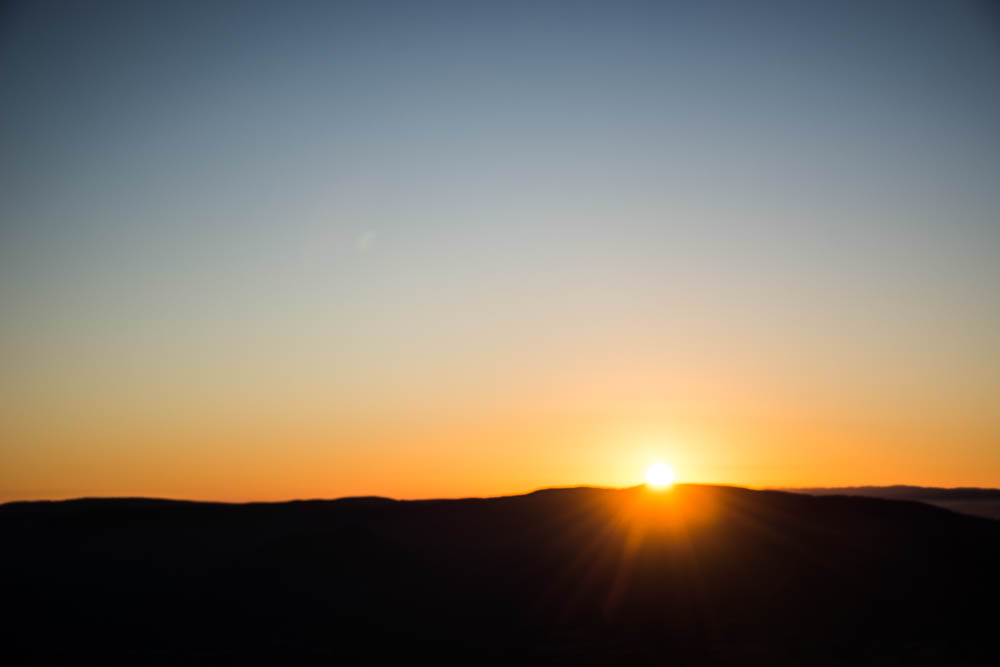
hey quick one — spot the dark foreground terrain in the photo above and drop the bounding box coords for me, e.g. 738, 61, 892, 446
3, 485, 998, 666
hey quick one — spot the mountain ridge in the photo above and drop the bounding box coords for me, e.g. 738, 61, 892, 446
780, 484, 1000, 519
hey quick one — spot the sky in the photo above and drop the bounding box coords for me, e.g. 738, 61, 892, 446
2, 0, 999, 501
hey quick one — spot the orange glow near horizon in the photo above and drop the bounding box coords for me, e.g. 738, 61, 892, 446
2, 310, 999, 504
3, 399, 999, 503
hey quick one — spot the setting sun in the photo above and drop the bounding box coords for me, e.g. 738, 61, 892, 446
645, 462, 676, 488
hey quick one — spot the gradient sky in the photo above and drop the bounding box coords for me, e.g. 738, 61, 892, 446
2, 0, 999, 501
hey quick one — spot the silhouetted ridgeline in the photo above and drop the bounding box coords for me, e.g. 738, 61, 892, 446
783, 485, 1000, 520
2, 485, 998, 666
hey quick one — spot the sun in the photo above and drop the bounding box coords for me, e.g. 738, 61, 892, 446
645, 462, 676, 489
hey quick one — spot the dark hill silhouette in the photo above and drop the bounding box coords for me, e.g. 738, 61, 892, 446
2, 484, 998, 666
783, 485, 1000, 520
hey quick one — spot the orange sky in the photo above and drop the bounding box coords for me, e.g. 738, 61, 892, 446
4, 345, 998, 501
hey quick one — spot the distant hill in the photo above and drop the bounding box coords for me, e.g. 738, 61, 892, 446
782, 485, 1000, 520
2, 484, 998, 666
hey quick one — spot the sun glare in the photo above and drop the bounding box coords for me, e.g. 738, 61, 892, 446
645, 462, 675, 489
